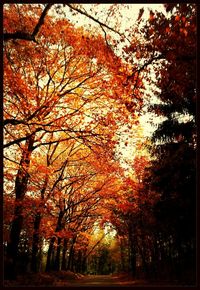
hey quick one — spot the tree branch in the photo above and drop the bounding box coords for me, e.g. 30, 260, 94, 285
3, 32, 37, 42
3, 128, 42, 149
3, 4, 53, 42
85, 232, 109, 259
66, 4, 127, 40
4, 118, 27, 126
32, 4, 53, 37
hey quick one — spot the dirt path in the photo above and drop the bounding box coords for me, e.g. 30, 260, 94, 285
4, 273, 149, 287
54, 274, 148, 287
68, 275, 123, 287
4, 272, 190, 287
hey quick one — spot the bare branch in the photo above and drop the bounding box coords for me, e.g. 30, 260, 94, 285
3, 4, 53, 42
66, 4, 126, 40
3, 32, 37, 42
4, 119, 27, 126
3, 128, 42, 149
32, 4, 53, 37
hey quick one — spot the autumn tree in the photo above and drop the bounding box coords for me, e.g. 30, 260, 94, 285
114, 3, 196, 282
3, 4, 126, 45
3, 4, 141, 279
43, 143, 118, 272
96, 142, 158, 278
135, 3, 196, 283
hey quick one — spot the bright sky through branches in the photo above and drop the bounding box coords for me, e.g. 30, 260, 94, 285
49, 3, 168, 170
53, 4, 167, 138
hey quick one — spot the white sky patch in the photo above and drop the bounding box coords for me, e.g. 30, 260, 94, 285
104, 222, 117, 239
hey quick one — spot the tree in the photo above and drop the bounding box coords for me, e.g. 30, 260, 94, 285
4, 4, 141, 278
139, 3, 197, 283
99, 148, 159, 278
3, 4, 53, 42
3, 4, 124, 44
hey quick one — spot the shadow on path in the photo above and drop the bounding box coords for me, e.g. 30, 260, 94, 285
54, 274, 148, 287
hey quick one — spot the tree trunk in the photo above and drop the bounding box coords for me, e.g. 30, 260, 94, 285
46, 236, 56, 272
76, 250, 82, 273
128, 224, 137, 278
61, 238, 68, 270
6, 135, 35, 279
67, 237, 76, 271
120, 237, 126, 272
31, 213, 42, 272
55, 237, 62, 271
130, 241, 136, 277
45, 210, 64, 271
53, 210, 64, 270
70, 249, 75, 272
137, 239, 149, 279
31, 176, 48, 272
81, 249, 88, 273
151, 236, 159, 279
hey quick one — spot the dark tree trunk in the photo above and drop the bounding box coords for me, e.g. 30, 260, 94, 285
76, 250, 82, 273
5, 205, 23, 279
46, 237, 56, 272
45, 210, 64, 271
31, 213, 42, 272
53, 211, 64, 270
31, 176, 48, 273
70, 249, 75, 272
130, 241, 136, 277
151, 236, 159, 279
52, 245, 56, 269
120, 237, 126, 272
81, 257, 87, 274
137, 240, 149, 279
128, 224, 137, 278
55, 237, 62, 271
61, 238, 68, 270
5, 135, 35, 280
67, 238, 76, 271
81, 249, 88, 273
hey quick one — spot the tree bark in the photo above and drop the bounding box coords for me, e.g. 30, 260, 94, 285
45, 210, 64, 271
120, 237, 126, 272
61, 238, 68, 270
31, 213, 42, 272
128, 224, 137, 278
4, 4, 53, 42
67, 237, 76, 271
55, 237, 62, 271
6, 134, 35, 279
45, 236, 56, 272
130, 241, 137, 277
31, 176, 48, 272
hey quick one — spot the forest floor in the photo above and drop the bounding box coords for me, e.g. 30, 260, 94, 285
3, 271, 193, 287
3, 271, 148, 287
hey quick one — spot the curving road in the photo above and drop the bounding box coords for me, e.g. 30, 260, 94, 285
74, 275, 123, 287
56, 275, 147, 287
